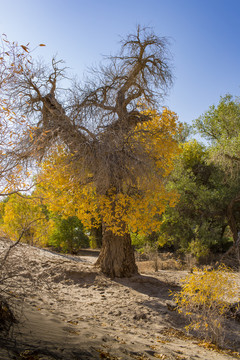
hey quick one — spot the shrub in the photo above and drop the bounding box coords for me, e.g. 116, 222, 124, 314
131, 231, 160, 253
48, 216, 89, 253
188, 238, 209, 260
131, 232, 148, 252
172, 264, 239, 346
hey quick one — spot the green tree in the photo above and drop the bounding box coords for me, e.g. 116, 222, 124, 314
159, 140, 234, 258
194, 94, 240, 147
194, 95, 240, 243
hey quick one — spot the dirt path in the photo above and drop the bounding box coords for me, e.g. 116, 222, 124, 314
0, 238, 239, 359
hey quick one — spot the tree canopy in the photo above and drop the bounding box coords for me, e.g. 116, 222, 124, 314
194, 94, 240, 171
37, 107, 181, 235
159, 140, 234, 257
194, 95, 240, 244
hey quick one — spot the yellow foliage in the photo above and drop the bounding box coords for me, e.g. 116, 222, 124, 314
172, 265, 239, 345
181, 139, 206, 168
134, 107, 182, 177
2, 195, 52, 245
37, 107, 181, 235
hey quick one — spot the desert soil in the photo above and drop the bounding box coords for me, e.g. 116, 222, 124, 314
0, 237, 239, 360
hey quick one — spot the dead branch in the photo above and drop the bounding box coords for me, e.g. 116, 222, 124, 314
0, 217, 47, 268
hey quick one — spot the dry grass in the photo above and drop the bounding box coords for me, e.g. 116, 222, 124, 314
137, 257, 182, 273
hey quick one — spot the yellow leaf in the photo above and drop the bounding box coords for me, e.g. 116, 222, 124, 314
20, 45, 29, 52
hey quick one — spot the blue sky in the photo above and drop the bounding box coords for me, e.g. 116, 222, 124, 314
1, 0, 240, 127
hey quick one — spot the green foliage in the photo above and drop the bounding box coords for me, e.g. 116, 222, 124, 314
172, 265, 238, 346
195, 94, 240, 144
48, 216, 89, 253
194, 94, 240, 171
194, 95, 240, 244
131, 231, 159, 253
159, 140, 233, 257
131, 233, 148, 252
174, 122, 192, 143
188, 236, 209, 259
0, 194, 89, 253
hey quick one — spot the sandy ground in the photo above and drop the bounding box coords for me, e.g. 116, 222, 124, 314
0, 238, 240, 360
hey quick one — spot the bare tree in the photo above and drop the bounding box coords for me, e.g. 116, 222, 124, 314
0, 36, 40, 196
2, 26, 175, 277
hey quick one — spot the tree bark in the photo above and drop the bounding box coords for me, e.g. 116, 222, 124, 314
95, 225, 138, 278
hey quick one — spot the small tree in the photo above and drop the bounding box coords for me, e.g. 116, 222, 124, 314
49, 215, 89, 253
173, 265, 239, 346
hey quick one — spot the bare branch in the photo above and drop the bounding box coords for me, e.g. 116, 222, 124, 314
0, 217, 45, 268
1, 26, 174, 195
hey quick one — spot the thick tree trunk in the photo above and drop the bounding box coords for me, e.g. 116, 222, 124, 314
95, 225, 138, 278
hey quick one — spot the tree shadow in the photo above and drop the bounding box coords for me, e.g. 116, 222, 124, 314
115, 273, 181, 300
114, 273, 187, 330
114, 273, 240, 351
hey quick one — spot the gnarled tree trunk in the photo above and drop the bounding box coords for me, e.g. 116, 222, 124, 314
95, 224, 138, 278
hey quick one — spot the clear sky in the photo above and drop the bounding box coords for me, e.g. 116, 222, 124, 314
0, 0, 240, 126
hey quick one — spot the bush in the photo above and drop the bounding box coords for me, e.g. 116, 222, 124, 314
172, 264, 239, 346
131, 231, 160, 253
49, 216, 89, 253
131, 232, 148, 252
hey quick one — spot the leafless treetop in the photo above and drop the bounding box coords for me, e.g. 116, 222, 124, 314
2, 26, 174, 194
